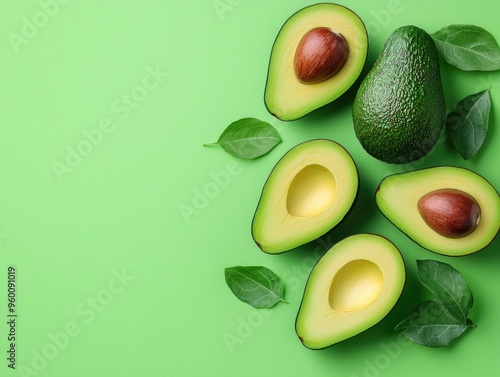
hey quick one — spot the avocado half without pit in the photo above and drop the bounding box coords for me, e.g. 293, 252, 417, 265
251, 139, 359, 254
376, 166, 500, 256
264, 3, 368, 121
296, 234, 406, 349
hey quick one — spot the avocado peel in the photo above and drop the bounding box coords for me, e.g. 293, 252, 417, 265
353, 25, 446, 164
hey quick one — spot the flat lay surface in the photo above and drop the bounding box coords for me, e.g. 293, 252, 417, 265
1, 1, 499, 376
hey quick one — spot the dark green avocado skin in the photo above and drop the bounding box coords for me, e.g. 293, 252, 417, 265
352, 25, 446, 164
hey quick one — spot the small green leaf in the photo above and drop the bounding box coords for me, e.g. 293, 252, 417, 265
395, 300, 473, 347
432, 24, 500, 71
417, 260, 473, 323
224, 266, 286, 309
204, 118, 282, 159
446, 88, 491, 160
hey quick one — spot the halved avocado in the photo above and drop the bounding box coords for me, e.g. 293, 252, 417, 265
264, 3, 368, 121
251, 139, 358, 254
376, 166, 500, 256
295, 234, 406, 349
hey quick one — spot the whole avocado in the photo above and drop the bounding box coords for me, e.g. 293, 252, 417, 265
352, 25, 446, 164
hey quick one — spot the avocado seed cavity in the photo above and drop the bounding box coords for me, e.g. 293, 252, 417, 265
418, 189, 481, 238
294, 27, 349, 84
329, 260, 383, 313
286, 164, 336, 217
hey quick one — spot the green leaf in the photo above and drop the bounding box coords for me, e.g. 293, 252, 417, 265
204, 118, 282, 159
417, 260, 473, 323
432, 24, 500, 71
396, 260, 475, 347
395, 300, 473, 347
224, 266, 286, 309
446, 88, 491, 160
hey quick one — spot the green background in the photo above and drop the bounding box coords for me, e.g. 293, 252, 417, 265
1, 0, 499, 376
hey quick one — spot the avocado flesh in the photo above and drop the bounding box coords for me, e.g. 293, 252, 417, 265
265, 3, 368, 121
296, 234, 406, 349
352, 25, 446, 164
376, 166, 500, 256
252, 139, 358, 254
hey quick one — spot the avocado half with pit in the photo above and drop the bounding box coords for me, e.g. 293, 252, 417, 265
296, 234, 406, 349
252, 139, 358, 254
264, 3, 368, 121
376, 166, 500, 256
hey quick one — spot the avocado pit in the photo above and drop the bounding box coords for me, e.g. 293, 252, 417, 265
294, 27, 349, 84
418, 189, 481, 238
